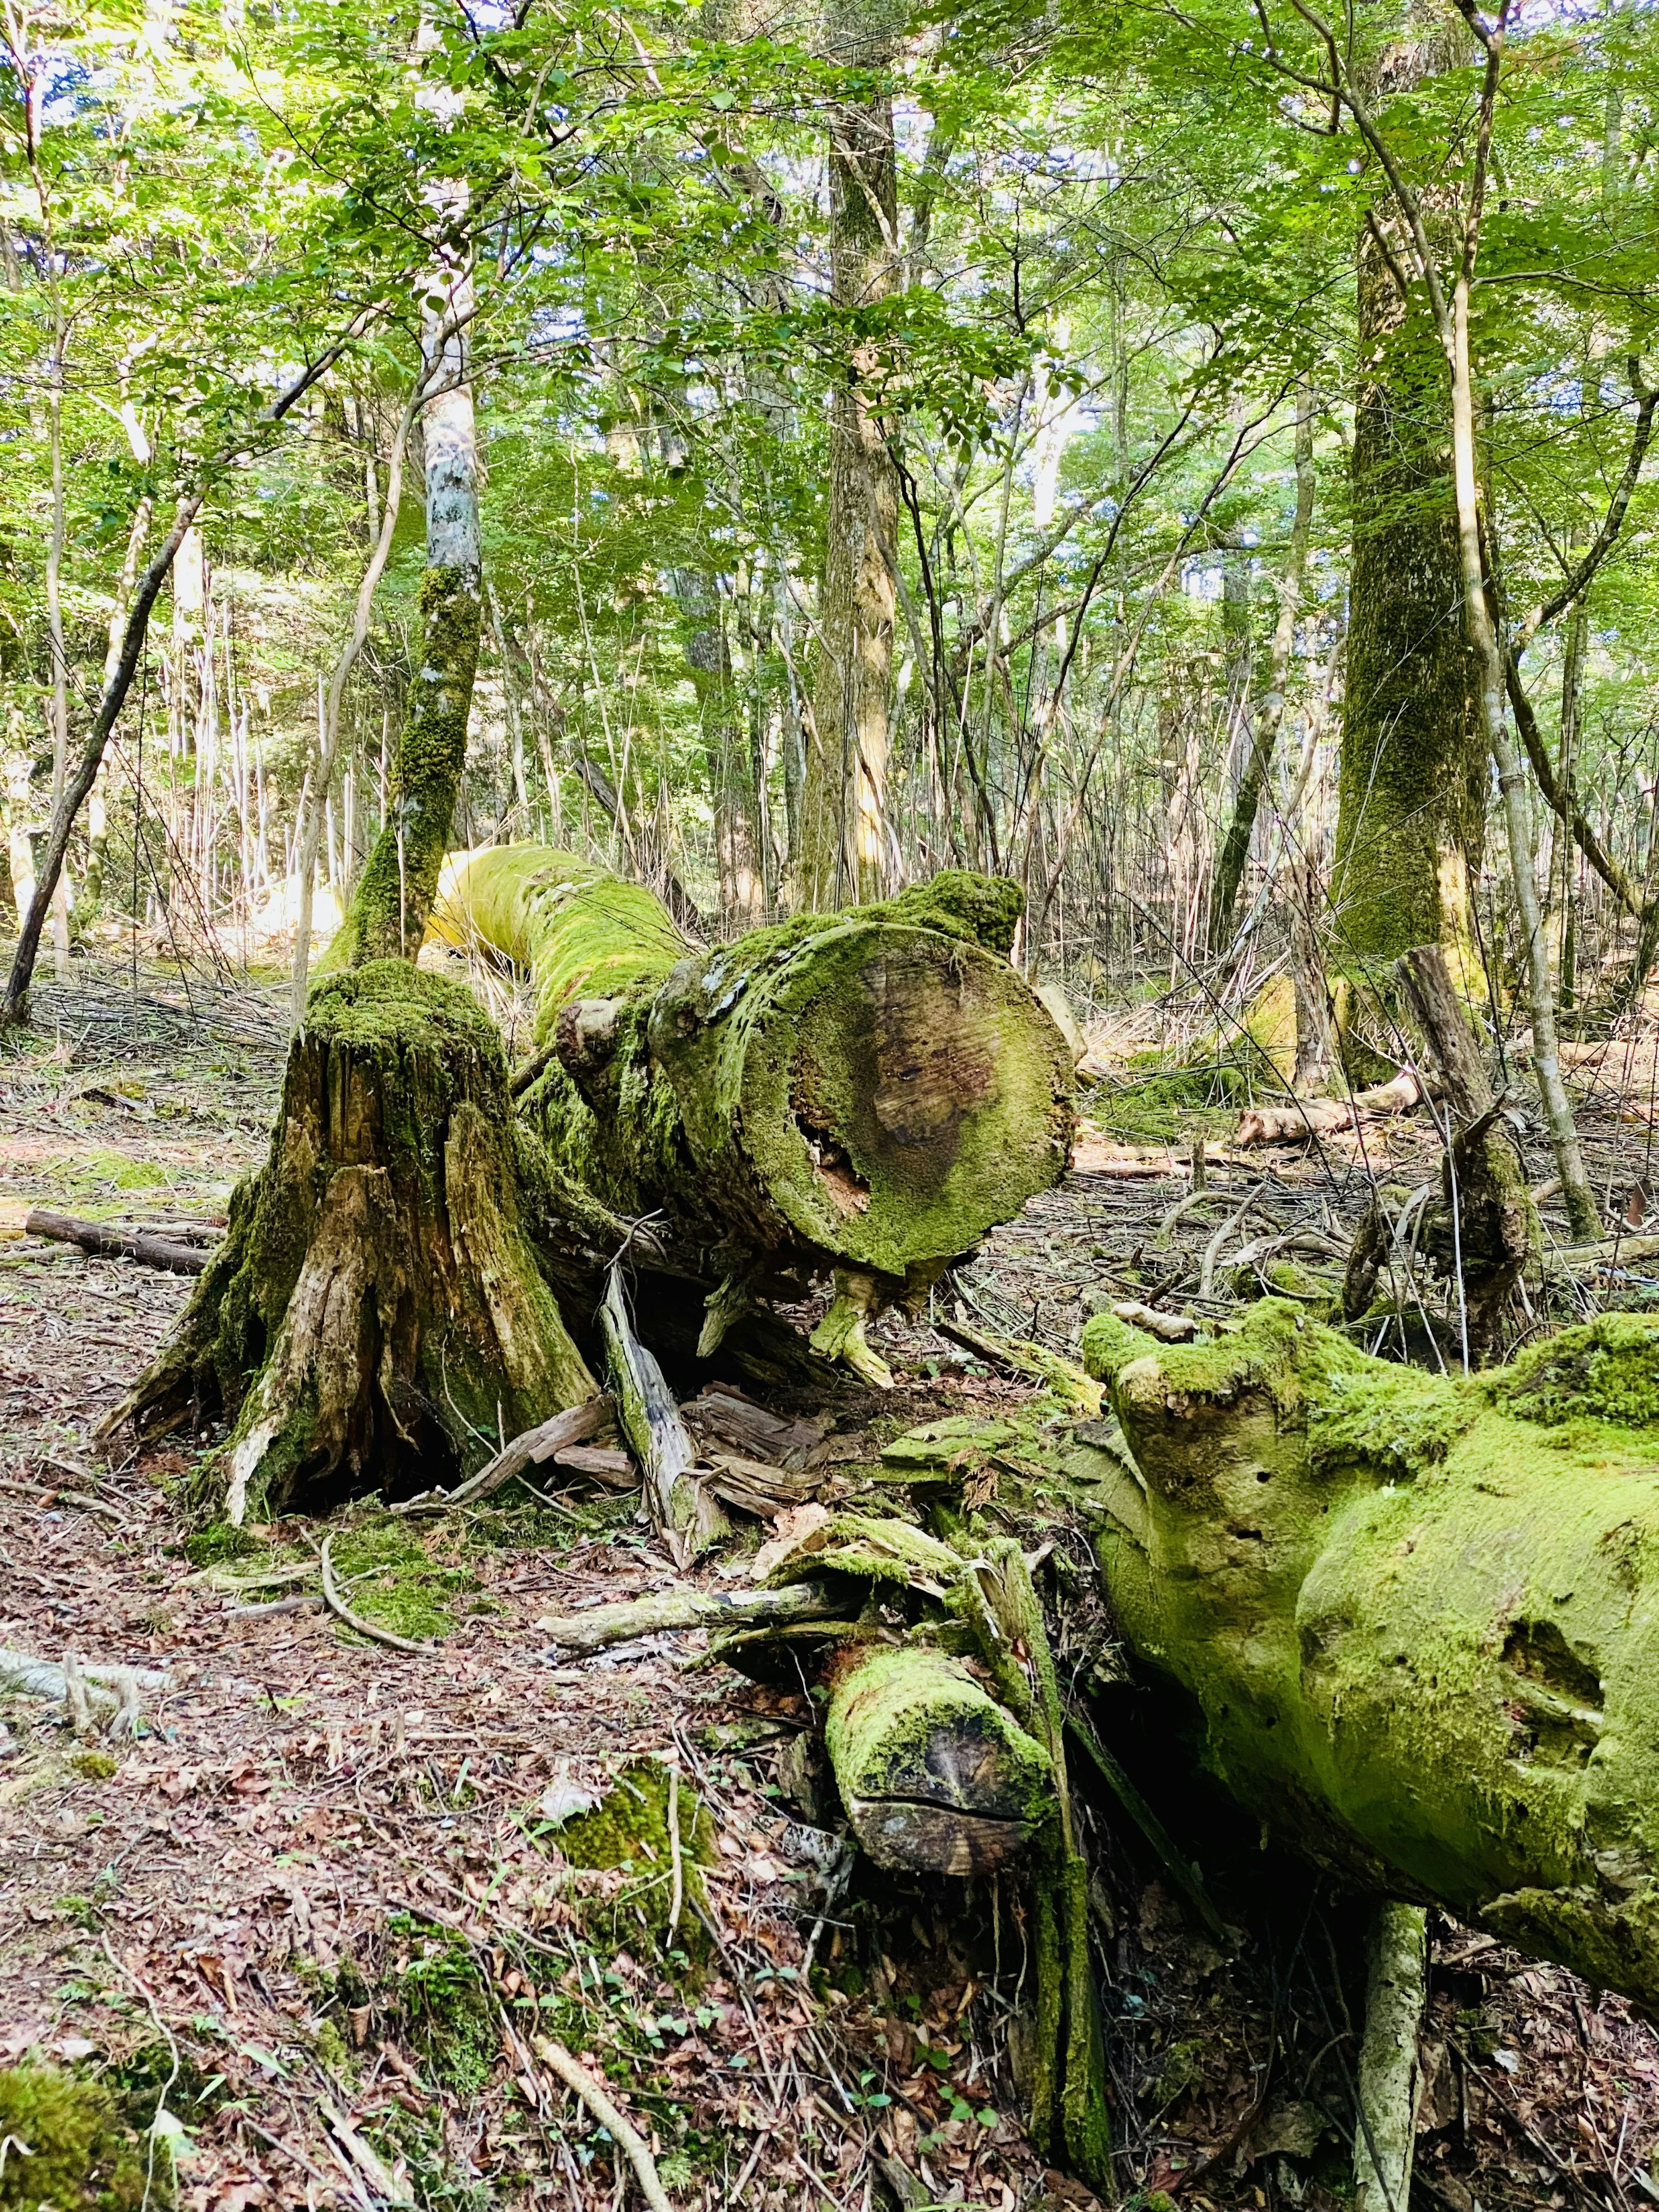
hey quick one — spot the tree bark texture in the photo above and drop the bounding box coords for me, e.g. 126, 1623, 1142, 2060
1082, 1297, 1659, 2012
111, 962, 596, 1522
429, 844, 1075, 1299
1331, 37, 1482, 963
799, 0, 901, 909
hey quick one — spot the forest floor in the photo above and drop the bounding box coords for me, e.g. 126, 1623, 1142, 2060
3, 952, 1659, 2212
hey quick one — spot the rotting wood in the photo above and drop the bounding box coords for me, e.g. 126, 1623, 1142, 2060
25, 1207, 213, 1275
1353, 1901, 1428, 2212
397, 1396, 614, 1513
1234, 1068, 1425, 1147
430, 847, 1076, 1349
1084, 1297, 1659, 2012
936, 1309, 1103, 1413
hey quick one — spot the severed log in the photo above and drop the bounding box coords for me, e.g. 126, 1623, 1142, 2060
1082, 1297, 1659, 2012
823, 1642, 1052, 1875
534, 1576, 844, 1656
24, 1208, 213, 1275
429, 846, 1076, 1345
1234, 1067, 1425, 1147
397, 1396, 614, 1513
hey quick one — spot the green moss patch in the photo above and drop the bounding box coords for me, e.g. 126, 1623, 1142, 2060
1490, 1312, 1659, 1435
388, 1919, 497, 2094
550, 1762, 716, 1943
0, 2062, 146, 2210
326, 1516, 477, 1643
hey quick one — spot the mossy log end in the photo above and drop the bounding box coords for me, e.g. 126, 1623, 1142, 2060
111, 963, 596, 1521
1082, 1298, 1659, 2011
823, 1641, 1054, 1875
430, 845, 1075, 1305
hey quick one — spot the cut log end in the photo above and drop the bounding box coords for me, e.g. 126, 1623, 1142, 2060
823, 1643, 1053, 1875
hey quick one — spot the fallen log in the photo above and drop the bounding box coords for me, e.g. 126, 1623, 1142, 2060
1234, 1067, 1425, 1147
534, 1576, 844, 1656
431, 845, 1075, 1365
1082, 1297, 1659, 2012
24, 1208, 212, 1275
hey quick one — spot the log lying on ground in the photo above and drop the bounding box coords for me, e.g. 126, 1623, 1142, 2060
1234, 1067, 1424, 1147
430, 846, 1075, 1365
106, 964, 598, 1522
1082, 1297, 1659, 2010
24, 1209, 214, 1275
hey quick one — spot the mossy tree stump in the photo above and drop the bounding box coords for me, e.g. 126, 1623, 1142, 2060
115, 963, 595, 1521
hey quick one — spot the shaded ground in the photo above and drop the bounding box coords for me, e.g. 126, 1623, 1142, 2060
2, 954, 1657, 2212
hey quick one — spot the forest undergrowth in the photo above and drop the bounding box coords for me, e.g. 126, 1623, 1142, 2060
4, 953, 1659, 2212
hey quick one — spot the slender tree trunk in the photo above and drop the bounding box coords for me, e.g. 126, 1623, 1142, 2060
44, 341, 70, 978
340, 226, 481, 967
799, 0, 900, 909
83, 394, 154, 912
1208, 394, 1316, 950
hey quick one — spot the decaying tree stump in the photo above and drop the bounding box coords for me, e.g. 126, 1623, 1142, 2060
431, 844, 1076, 1381
1082, 1297, 1659, 2011
109, 963, 597, 1521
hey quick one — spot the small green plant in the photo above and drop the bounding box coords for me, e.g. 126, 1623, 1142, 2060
69, 1750, 117, 1782
388, 1920, 496, 2095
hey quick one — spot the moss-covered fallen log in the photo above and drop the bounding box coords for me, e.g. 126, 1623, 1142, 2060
1082, 1298, 1659, 2010
430, 845, 1075, 1373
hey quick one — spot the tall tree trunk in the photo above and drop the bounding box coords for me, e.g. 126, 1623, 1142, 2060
672, 571, 763, 925
798, 0, 900, 909
1331, 32, 1483, 964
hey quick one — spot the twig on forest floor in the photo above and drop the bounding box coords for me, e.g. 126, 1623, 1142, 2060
530, 2037, 680, 2212
319, 1534, 438, 1655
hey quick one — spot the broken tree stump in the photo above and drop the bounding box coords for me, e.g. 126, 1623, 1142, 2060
107, 963, 598, 1521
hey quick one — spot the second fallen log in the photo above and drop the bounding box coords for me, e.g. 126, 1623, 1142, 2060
430, 847, 1076, 1342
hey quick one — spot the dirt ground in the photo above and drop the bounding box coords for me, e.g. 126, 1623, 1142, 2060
3, 953, 1659, 2212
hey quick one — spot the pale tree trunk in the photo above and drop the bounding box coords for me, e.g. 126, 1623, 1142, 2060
339, 165, 482, 967
82, 391, 153, 911
672, 571, 762, 925
44, 334, 70, 978
799, 0, 900, 909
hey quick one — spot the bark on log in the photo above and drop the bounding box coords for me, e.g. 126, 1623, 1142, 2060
25, 1209, 211, 1275
429, 846, 1075, 1310
108, 963, 597, 1522
1082, 1297, 1659, 2011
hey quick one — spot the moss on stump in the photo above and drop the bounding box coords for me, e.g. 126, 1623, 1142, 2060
113, 963, 594, 1521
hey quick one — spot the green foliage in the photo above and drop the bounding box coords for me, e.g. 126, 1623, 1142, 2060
388, 1923, 497, 2096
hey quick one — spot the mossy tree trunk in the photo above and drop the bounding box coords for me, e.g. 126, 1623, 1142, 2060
1330, 28, 1483, 966
1082, 1297, 1659, 2014
112, 964, 596, 1522
431, 844, 1076, 1374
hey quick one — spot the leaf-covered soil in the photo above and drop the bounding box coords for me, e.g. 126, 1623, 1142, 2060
3, 957, 1658, 2212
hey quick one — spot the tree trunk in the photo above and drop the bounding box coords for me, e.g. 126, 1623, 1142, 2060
1208, 395, 1315, 951
1331, 35, 1483, 964
798, 0, 900, 909
429, 845, 1076, 1324
1083, 1297, 1659, 2015
109, 962, 596, 1523
337, 225, 482, 969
